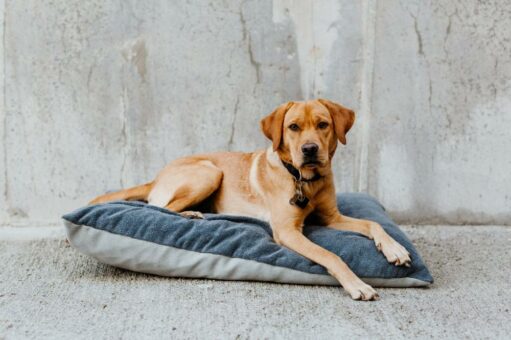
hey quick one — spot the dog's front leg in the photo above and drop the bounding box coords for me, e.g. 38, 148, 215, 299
271, 211, 379, 301
317, 203, 411, 267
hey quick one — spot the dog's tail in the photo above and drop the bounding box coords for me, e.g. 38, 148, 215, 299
89, 182, 153, 205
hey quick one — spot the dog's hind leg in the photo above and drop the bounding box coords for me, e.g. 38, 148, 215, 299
147, 159, 223, 215
89, 182, 153, 205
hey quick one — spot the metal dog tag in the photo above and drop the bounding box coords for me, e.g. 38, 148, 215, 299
289, 194, 309, 209
289, 169, 309, 208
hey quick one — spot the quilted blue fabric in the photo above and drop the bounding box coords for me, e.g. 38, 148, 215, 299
63, 193, 433, 283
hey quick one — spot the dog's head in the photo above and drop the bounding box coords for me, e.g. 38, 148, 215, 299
260, 99, 355, 175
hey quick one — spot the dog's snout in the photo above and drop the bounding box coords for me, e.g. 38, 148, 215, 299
301, 143, 319, 156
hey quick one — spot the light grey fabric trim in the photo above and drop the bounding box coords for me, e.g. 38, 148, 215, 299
64, 221, 430, 288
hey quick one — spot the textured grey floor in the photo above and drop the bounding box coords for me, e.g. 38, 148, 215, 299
1, 225, 510, 339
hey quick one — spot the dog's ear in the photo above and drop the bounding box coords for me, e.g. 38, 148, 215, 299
318, 99, 355, 145
260, 101, 294, 151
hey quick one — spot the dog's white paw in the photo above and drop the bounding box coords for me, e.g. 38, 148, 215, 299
375, 236, 411, 267
344, 280, 379, 301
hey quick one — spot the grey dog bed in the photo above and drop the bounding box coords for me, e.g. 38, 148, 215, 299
62, 193, 433, 287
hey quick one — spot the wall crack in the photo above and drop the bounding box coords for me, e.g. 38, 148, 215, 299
412, 14, 424, 56
239, 4, 261, 86
227, 96, 240, 151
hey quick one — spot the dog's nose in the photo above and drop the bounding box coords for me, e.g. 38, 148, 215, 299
301, 143, 319, 156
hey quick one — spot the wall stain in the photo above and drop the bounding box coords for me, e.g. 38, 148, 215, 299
122, 37, 148, 83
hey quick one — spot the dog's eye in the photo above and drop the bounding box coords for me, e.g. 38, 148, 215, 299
288, 123, 300, 131
318, 122, 329, 129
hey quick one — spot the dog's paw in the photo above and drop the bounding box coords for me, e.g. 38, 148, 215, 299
180, 211, 204, 219
375, 236, 411, 267
344, 281, 379, 301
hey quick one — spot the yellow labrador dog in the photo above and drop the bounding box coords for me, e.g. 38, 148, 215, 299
90, 99, 411, 301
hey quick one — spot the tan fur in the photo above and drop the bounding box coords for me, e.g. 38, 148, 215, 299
90, 99, 411, 301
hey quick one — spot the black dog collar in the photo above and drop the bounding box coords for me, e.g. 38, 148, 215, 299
281, 161, 322, 182
281, 160, 322, 209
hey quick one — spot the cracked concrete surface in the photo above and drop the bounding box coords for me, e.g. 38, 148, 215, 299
1, 1, 510, 224
2, 2, 509, 336
368, 0, 511, 225
1, 225, 510, 339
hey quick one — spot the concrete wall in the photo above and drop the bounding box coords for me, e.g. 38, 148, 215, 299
1, 0, 510, 226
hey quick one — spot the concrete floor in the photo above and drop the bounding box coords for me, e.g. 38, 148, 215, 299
0, 225, 510, 339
